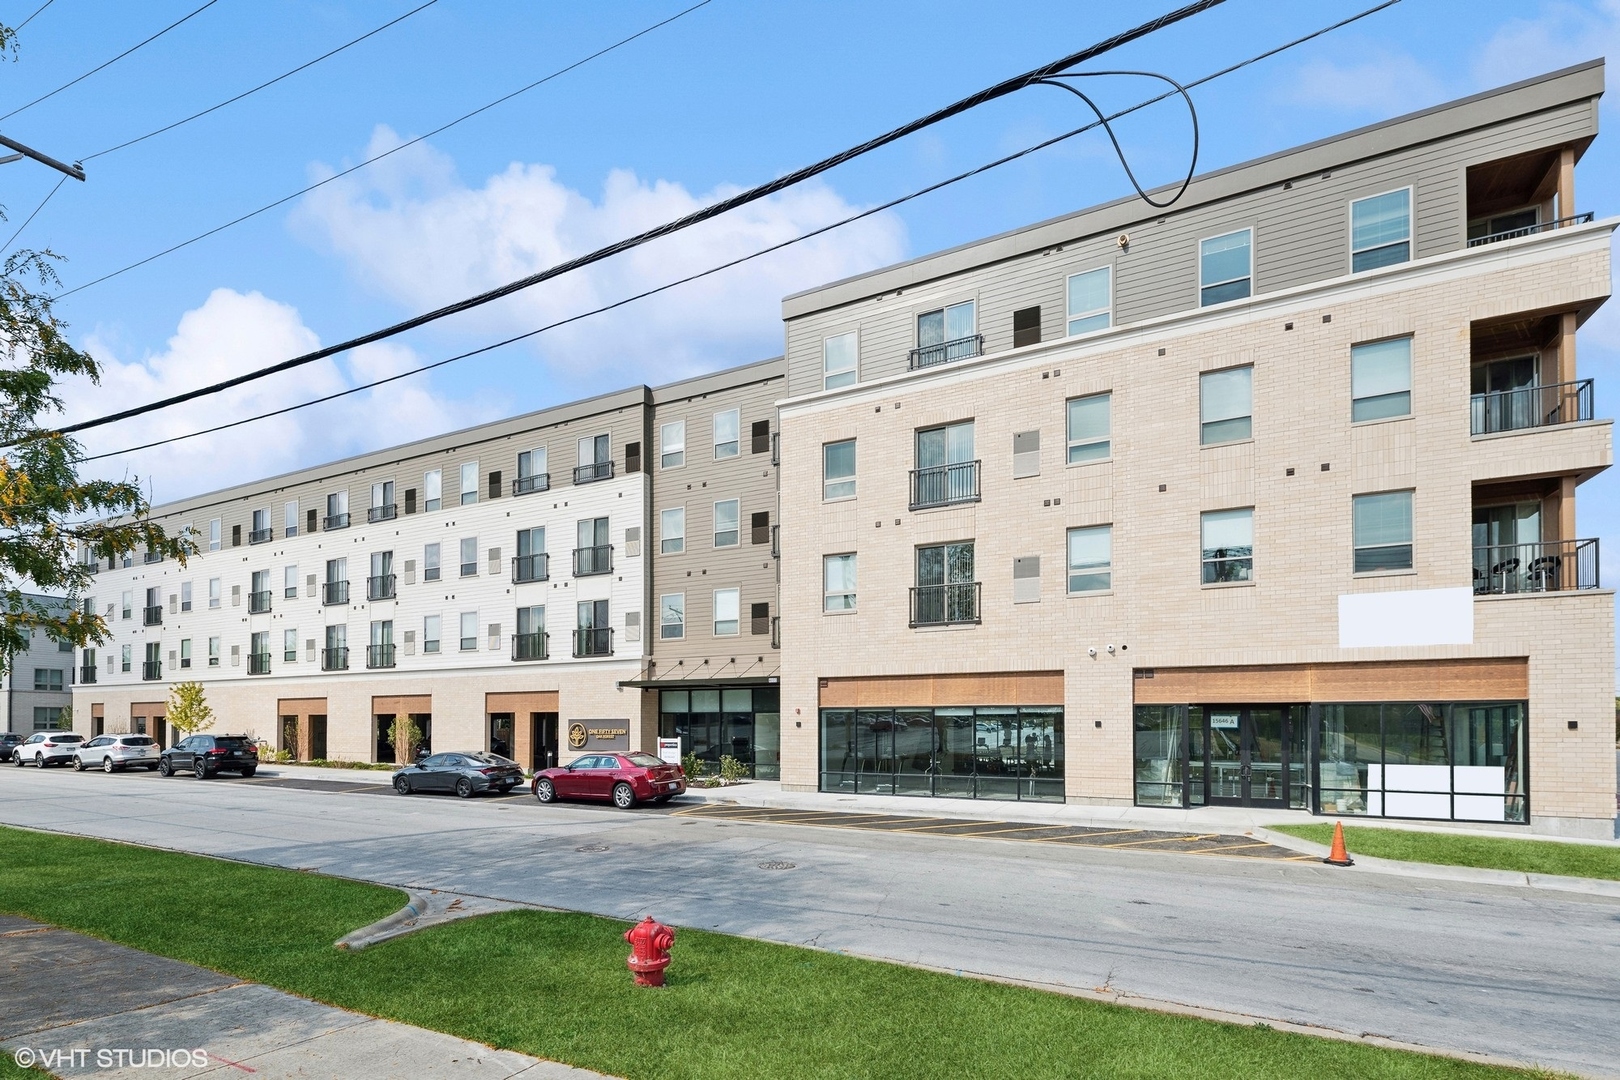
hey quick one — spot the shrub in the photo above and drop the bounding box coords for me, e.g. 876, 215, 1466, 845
719, 755, 748, 784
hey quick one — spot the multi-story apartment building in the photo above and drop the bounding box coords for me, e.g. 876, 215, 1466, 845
2, 594, 76, 734
775, 61, 1617, 837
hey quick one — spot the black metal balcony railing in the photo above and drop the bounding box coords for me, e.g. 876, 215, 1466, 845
367, 574, 396, 601
249, 590, 272, 614
573, 460, 614, 484
573, 627, 613, 657
142, 606, 163, 626
323, 580, 349, 606
908, 333, 984, 370
248, 652, 271, 675
909, 461, 982, 511
79, 664, 97, 684
323, 513, 350, 530
142, 660, 162, 681
143, 551, 163, 564
512, 632, 548, 661
248, 528, 272, 545
321, 647, 349, 671
1466, 211, 1595, 248
573, 545, 613, 577
512, 473, 550, 496
512, 552, 550, 583
367, 504, 398, 523
367, 643, 396, 669
909, 582, 982, 628
1470, 379, 1595, 436
82, 561, 98, 575
1473, 538, 1600, 595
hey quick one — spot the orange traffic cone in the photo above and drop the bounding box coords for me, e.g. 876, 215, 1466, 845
1324, 820, 1354, 867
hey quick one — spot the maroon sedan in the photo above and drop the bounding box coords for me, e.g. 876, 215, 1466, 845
532, 752, 685, 808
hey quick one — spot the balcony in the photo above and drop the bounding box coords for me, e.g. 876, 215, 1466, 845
367, 644, 395, 669
323, 513, 350, 530
512, 473, 550, 496
909, 582, 982, 628
573, 460, 614, 485
1473, 538, 1599, 595
573, 627, 613, 657
573, 545, 613, 577
1466, 210, 1594, 248
142, 606, 163, 626
512, 553, 549, 584
245, 591, 270, 615
909, 461, 981, 511
79, 664, 97, 684
143, 551, 163, 564
367, 574, 396, 601
142, 660, 162, 681
248, 528, 272, 545
248, 652, 271, 675
367, 504, 397, 523
323, 580, 349, 606
1471, 379, 1595, 436
908, 333, 983, 371
512, 632, 548, 661
321, 647, 349, 671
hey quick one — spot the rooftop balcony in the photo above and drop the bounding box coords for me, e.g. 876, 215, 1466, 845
1467, 210, 1593, 248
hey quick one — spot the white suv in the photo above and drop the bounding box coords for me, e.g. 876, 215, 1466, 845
73, 734, 160, 773
11, 732, 86, 767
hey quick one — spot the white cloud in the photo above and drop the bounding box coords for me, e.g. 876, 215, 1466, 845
66, 288, 491, 503
1288, 51, 1448, 116
1470, 1, 1619, 90
292, 126, 910, 388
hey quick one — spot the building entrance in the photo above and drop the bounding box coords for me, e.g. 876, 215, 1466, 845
1200, 705, 1299, 808
532, 713, 558, 771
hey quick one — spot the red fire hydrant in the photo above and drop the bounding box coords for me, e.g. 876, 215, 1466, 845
624, 916, 675, 987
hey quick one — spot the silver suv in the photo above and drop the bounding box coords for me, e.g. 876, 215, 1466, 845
73, 734, 160, 773
11, 732, 86, 767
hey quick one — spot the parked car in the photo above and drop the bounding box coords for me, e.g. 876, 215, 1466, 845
158, 734, 259, 778
532, 752, 685, 809
0, 733, 24, 760
73, 734, 160, 773
392, 751, 523, 798
10, 732, 85, 767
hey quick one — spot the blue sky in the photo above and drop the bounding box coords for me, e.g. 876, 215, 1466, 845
4, 0, 1619, 572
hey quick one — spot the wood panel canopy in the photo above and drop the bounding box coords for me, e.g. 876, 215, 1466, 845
1131, 658, 1529, 704
89, 703, 104, 718
485, 691, 559, 716
820, 672, 1064, 708
130, 701, 167, 718
277, 698, 327, 717
372, 695, 431, 716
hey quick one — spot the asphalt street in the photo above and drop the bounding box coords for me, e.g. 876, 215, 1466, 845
2, 767, 1616, 1077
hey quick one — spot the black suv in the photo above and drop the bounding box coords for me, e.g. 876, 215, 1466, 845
158, 734, 259, 779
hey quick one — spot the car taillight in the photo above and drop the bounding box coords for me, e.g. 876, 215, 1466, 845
208, 748, 228, 756
479, 767, 498, 775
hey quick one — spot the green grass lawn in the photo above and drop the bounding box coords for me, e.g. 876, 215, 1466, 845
0, 825, 1569, 1080
1269, 824, 1620, 881
0, 1056, 50, 1080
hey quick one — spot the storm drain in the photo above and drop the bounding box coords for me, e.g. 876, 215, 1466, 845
575, 844, 609, 853
757, 860, 797, 870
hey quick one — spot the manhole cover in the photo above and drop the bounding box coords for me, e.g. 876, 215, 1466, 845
758, 860, 796, 870
575, 844, 609, 853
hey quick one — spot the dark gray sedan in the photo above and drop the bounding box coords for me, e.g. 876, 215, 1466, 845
393, 751, 523, 798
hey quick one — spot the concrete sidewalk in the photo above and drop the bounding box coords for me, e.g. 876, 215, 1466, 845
0, 916, 608, 1080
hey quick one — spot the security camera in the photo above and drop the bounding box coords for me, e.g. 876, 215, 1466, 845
1087, 646, 1097, 657
1106, 644, 1116, 654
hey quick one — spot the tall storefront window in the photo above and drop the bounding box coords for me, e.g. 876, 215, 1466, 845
660, 687, 780, 780
819, 706, 1063, 802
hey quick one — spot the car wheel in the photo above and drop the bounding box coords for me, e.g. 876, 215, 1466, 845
193, 762, 209, 779
158, 759, 173, 777
534, 778, 556, 804
241, 767, 256, 778
72, 756, 86, 772
393, 775, 411, 795
653, 794, 672, 804
10, 752, 21, 767
454, 777, 474, 799
34, 753, 44, 768
103, 757, 116, 774
612, 782, 635, 810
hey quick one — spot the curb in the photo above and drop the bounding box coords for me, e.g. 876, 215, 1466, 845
335, 889, 526, 950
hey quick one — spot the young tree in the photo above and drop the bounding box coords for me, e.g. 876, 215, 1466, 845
0, 23, 189, 670
165, 682, 214, 737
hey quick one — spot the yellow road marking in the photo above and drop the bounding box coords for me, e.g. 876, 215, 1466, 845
1030, 828, 1145, 843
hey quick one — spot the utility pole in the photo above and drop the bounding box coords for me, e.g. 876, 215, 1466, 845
0, 133, 83, 180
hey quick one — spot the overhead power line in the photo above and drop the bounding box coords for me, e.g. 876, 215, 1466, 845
82, 0, 443, 161
51, 0, 1227, 441
79, 0, 1401, 463
0, 0, 223, 123
0, 172, 66, 253
13, 0, 55, 33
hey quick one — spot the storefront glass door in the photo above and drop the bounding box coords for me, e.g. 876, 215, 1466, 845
1203, 706, 1291, 808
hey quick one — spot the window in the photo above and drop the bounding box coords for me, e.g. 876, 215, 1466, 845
823, 332, 857, 390
660, 508, 685, 554
424, 469, 442, 511
423, 615, 441, 654
713, 588, 740, 636
660, 421, 685, 468
207, 637, 219, 667
121, 644, 132, 672
460, 537, 478, 577
121, 590, 132, 619
251, 508, 269, 541
250, 631, 270, 672
1199, 228, 1252, 306
1351, 188, 1411, 272
460, 461, 479, 505
713, 409, 740, 459
284, 565, 298, 598
1066, 392, 1111, 462
325, 489, 349, 526
1067, 526, 1113, 593
576, 434, 611, 481
714, 499, 739, 547
33, 668, 63, 692
460, 612, 478, 651
283, 629, 297, 662
823, 440, 855, 500
284, 500, 299, 537
660, 593, 685, 639
515, 605, 545, 658
1201, 508, 1254, 584
576, 517, 610, 575
516, 448, 547, 493
1353, 491, 1414, 572
913, 421, 977, 508
423, 542, 441, 582
1351, 337, 1412, 421
180, 639, 192, 669
181, 581, 193, 611
915, 542, 977, 625
915, 301, 977, 366
824, 554, 856, 611
208, 578, 221, 609
33, 707, 63, 731
1066, 266, 1112, 335
370, 480, 396, 519
208, 518, 221, 552
1200, 367, 1253, 444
